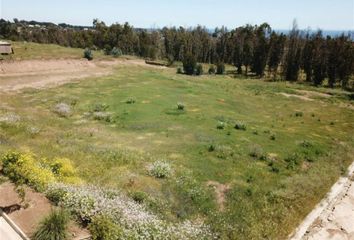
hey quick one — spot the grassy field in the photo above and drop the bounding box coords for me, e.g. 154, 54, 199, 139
0, 46, 353, 239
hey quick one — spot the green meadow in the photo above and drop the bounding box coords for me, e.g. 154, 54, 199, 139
1, 58, 353, 239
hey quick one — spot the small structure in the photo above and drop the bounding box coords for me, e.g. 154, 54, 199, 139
0, 41, 14, 55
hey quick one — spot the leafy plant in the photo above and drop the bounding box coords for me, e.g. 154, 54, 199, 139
234, 121, 247, 131
177, 102, 185, 110
84, 48, 93, 60
32, 209, 70, 240
89, 215, 122, 240
217, 121, 226, 130
196, 64, 204, 76
216, 62, 225, 75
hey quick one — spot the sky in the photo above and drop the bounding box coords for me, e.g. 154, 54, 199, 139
0, 0, 353, 30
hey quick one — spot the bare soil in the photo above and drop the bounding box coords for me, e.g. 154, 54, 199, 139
207, 181, 231, 211
0, 58, 165, 91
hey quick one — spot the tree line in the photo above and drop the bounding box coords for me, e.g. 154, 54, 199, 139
1, 19, 353, 89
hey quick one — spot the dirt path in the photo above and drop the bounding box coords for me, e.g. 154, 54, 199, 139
290, 162, 354, 240
0, 58, 164, 91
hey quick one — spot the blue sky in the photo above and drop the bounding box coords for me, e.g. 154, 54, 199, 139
1, 0, 353, 30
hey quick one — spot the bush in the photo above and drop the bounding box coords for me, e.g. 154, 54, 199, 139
32, 209, 70, 240
111, 47, 122, 57
208, 65, 216, 74
216, 62, 225, 75
234, 121, 247, 131
84, 48, 93, 61
217, 121, 226, 130
1, 152, 55, 191
93, 112, 112, 122
147, 160, 172, 178
126, 98, 136, 104
295, 111, 303, 117
131, 191, 148, 203
177, 102, 185, 110
249, 145, 267, 160
270, 133, 276, 140
177, 67, 183, 74
183, 53, 197, 75
92, 103, 109, 112
89, 215, 122, 240
196, 64, 204, 76
53, 103, 71, 118
50, 158, 81, 184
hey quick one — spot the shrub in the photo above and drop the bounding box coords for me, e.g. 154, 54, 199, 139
177, 67, 183, 74
217, 121, 226, 130
91, 103, 109, 112
270, 133, 276, 140
208, 65, 216, 74
177, 102, 185, 110
126, 98, 136, 104
183, 53, 197, 75
196, 64, 204, 76
208, 144, 216, 152
50, 158, 81, 184
32, 209, 70, 240
131, 191, 148, 203
249, 145, 267, 160
147, 160, 172, 178
285, 153, 300, 170
110, 47, 122, 57
89, 215, 122, 240
53, 103, 71, 118
93, 112, 112, 122
295, 111, 303, 117
216, 62, 225, 75
1, 152, 55, 191
84, 48, 93, 61
234, 121, 247, 131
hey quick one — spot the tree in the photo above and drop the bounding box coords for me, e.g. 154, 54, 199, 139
252, 23, 271, 77
268, 32, 286, 79
283, 20, 302, 81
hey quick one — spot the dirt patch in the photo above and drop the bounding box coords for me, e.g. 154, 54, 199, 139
207, 181, 231, 211
0, 58, 165, 92
280, 93, 314, 101
296, 90, 332, 99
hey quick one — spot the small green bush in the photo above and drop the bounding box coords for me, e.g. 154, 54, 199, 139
196, 64, 204, 76
216, 63, 225, 75
234, 121, 247, 131
92, 103, 109, 112
217, 121, 226, 130
183, 53, 197, 75
32, 209, 70, 240
84, 48, 93, 61
177, 67, 183, 74
126, 98, 136, 104
249, 145, 267, 160
270, 133, 276, 141
131, 191, 148, 203
177, 102, 185, 110
111, 47, 122, 57
89, 215, 122, 240
208, 65, 216, 74
295, 111, 303, 117
208, 144, 216, 152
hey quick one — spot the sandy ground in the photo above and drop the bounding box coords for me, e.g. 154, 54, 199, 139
290, 162, 354, 240
0, 58, 164, 91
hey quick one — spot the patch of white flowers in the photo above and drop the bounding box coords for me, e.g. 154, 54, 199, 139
147, 160, 172, 178
46, 183, 215, 239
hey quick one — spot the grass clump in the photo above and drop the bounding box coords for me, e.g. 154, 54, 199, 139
32, 209, 70, 240
234, 121, 247, 131
147, 160, 172, 178
130, 191, 148, 203
249, 145, 267, 160
89, 215, 122, 240
295, 111, 303, 117
126, 97, 136, 104
217, 121, 226, 130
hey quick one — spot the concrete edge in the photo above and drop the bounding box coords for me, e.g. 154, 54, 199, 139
0, 209, 30, 240
288, 161, 354, 240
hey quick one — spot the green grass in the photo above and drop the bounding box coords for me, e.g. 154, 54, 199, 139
0, 61, 353, 239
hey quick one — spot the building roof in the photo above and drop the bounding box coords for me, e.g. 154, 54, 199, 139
0, 41, 11, 46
